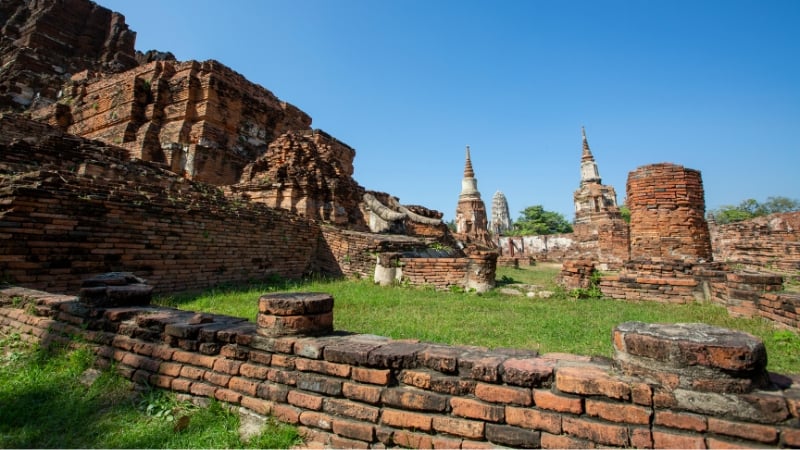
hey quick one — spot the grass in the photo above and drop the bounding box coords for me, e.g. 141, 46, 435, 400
0, 331, 301, 449
157, 264, 800, 375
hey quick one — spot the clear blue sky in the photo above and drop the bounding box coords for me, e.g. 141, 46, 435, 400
102, 0, 799, 222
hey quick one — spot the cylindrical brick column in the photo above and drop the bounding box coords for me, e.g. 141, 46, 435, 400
257, 292, 333, 337
626, 163, 712, 262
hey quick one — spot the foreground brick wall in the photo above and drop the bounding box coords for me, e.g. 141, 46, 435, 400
710, 211, 800, 272
1, 285, 798, 449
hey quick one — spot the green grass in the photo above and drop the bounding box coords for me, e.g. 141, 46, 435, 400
157, 264, 800, 374
0, 332, 301, 449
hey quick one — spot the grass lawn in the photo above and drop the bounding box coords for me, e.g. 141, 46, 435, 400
157, 263, 800, 374
0, 332, 301, 449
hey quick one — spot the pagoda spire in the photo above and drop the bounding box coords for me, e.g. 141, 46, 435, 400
464, 145, 475, 178
581, 126, 594, 162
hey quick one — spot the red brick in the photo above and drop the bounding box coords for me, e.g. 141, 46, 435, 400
212, 358, 242, 375
562, 417, 629, 447
179, 365, 207, 380
432, 416, 484, 440
257, 381, 290, 402
782, 427, 800, 447
399, 370, 432, 389
220, 344, 249, 360
379, 408, 433, 431
351, 366, 390, 385
171, 378, 192, 393
505, 406, 561, 434
541, 432, 595, 449
272, 403, 302, 424
393, 430, 434, 449
239, 362, 269, 379
705, 437, 761, 449
271, 354, 296, 369
585, 398, 651, 425
450, 397, 504, 422
171, 350, 216, 369
241, 395, 273, 416
323, 398, 380, 422
288, 390, 324, 411
555, 366, 630, 400
631, 382, 653, 406
708, 418, 778, 444
382, 387, 448, 412
299, 411, 334, 431
295, 358, 351, 378
158, 361, 183, 377
148, 374, 173, 389
533, 389, 583, 414
266, 368, 297, 386
630, 426, 653, 449
329, 434, 369, 449
248, 350, 271, 366
203, 371, 231, 387
132, 341, 155, 356
214, 388, 242, 404
332, 418, 374, 442
432, 436, 463, 449
190, 382, 216, 397
474, 382, 532, 406
652, 430, 706, 449
121, 353, 161, 372
654, 410, 707, 432
229, 376, 259, 396
151, 345, 175, 361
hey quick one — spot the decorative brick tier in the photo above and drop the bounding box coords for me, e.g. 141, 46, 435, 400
2, 284, 799, 449
626, 163, 712, 262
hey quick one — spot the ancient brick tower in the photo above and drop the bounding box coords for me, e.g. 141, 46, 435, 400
454, 146, 493, 247
573, 127, 620, 224
490, 190, 511, 235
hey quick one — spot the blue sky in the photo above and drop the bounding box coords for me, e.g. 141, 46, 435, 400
102, 0, 799, 222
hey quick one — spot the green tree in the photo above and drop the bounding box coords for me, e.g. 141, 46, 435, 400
709, 196, 800, 224
508, 205, 573, 236
619, 204, 631, 223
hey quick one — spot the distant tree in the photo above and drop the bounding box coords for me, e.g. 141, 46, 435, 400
507, 205, 573, 236
708, 196, 800, 224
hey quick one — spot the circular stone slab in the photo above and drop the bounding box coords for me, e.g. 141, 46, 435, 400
258, 292, 333, 316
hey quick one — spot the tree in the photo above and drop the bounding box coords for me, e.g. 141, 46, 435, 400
708, 196, 800, 224
619, 204, 631, 223
508, 205, 573, 236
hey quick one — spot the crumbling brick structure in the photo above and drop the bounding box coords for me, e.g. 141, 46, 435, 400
2, 284, 798, 449
710, 211, 800, 272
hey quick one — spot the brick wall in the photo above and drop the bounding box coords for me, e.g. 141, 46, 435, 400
710, 211, 800, 272
1, 285, 798, 449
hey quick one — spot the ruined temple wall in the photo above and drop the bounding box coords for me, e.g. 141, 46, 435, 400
1, 286, 798, 449
710, 211, 800, 272
627, 163, 712, 262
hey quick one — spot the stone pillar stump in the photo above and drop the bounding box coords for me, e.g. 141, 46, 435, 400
257, 292, 333, 337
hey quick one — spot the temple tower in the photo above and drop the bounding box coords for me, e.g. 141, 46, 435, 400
454, 146, 492, 247
490, 190, 512, 235
573, 127, 620, 224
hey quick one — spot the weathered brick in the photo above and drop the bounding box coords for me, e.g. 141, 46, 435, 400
241, 395, 273, 416
172, 350, 215, 369
342, 382, 383, 404
432, 435, 463, 449
450, 397, 504, 422
295, 357, 351, 378
329, 434, 369, 449
654, 410, 707, 432
652, 429, 707, 449
229, 376, 259, 397
501, 358, 555, 387
505, 406, 561, 434
148, 374, 174, 389
158, 361, 183, 377
272, 403, 302, 424
256, 381, 289, 402
630, 426, 653, 449
203, 370, 231, 387
121, 353, 161, 373
782, 427, 800, 447
367, 341, 426, 369
323, 335, 388, 366
248, 350, 271, 366
541, 432, 595, 449
323, 398, 380, 422
189, 382, 216, 397
179, 365, 207, 381
562, 416, 629, 447
379, 408, 433, 431
351, 366, 390, 385
220, 344, 249, 360
266, 368, 297, 386
585, 398, 651, 424
708, 418, 778, 444
212, 358, 242, 375
271, 353, 296, 369
705, 437, 762, 449
171, 378, 192, 393
432, 416, 485, 440
417, 344, 461, 373
288, 390, 324, 411
392, 430, 434, 449
214, 388, 242, 404
486, 423, 541, 448
239, 362, 270, 379
382, 387, 448, 412
533, 388, 583, 414
555, 365, 630, 400
299, 411, 334, 431
332, 418, 374, 442
475, 382, 532, 406
297, 373, 342, 396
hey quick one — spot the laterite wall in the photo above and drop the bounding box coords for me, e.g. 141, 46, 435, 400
1, 285, 798, 449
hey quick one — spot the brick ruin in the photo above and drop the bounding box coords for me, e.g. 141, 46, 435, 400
2, 283, 799, 449
453, 146, 494, 250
